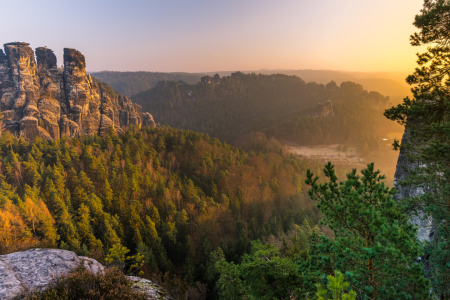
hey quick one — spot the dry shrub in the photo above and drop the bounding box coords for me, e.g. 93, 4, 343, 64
85, 248, 106, 265
24, 267, 147, 300
143, 271, 189, 299
186, 282, 208, 300
145, 271, 208, 300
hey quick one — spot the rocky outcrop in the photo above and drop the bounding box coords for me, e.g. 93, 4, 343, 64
310, 100, 334, 118
0, 248, 170, 300
128, 276, 172, 299
201, 74, 221, 85
0, 42, 155, 141
0, 248, 86, 299
142, 112, 156, 128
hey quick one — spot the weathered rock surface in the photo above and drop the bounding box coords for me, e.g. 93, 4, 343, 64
0, 248, 81, 299
0, 42, 155, 141
393, 128, 434, 243
394, 129, 434, 242
310, 100, 334, 118
128, 276, 171, 300
142, 112, 156, 128
0, 248, 169, 300
393, 125, 439, 282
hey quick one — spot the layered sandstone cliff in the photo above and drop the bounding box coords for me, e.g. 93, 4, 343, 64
0, 42, 155, 141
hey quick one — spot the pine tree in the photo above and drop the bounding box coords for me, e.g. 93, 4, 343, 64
101, 178, 113, 212
183, 235, 196, 284
302, 163, 429, 300
149, 206, 161, 231
76, 204, 95, 247
197, 236, 212, 282
136, 242, 159, 273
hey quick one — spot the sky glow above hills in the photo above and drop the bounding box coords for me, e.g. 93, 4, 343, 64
1, 0, 424, 73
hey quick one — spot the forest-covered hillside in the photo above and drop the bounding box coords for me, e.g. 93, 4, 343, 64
0, 126, 336, 296
91, 70, 410, 104
130, 72, 402, 146
202, 69, 410, 103
265, 97, 401, 146
0, 125, 427, 300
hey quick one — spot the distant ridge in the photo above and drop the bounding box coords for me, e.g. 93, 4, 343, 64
92, 69, 411, 104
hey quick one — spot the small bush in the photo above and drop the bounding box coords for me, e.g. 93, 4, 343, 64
24, 267, 147, 300
85, 248, 106, 265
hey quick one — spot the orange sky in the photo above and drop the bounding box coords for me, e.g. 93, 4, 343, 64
1, 0, 425, 73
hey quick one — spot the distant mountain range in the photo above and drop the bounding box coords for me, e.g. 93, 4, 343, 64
91, 69, 411, 105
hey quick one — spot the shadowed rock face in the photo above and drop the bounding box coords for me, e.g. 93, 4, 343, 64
0, 42, 156, 141
393, 127, 434, 243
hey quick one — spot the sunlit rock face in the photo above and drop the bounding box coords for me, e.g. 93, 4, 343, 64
0, 42, 156, 141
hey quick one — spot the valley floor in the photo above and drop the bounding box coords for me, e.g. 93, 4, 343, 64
287, 143, 399, 187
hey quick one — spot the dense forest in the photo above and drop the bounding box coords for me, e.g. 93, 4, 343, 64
90, 71, 203, 97
0, 125, 428, 299
130, 72, 403, 146
0, 125, 339, 298
266, 97, 401, 146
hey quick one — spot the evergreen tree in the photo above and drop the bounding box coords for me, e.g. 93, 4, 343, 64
302, 163, 429, 300
136, 242, 159, 273
216, 241, 302, 300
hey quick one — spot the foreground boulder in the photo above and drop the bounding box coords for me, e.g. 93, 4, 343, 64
0, 42, 156, 141
0, 248, 169, 300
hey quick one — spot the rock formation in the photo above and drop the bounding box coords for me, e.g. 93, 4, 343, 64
0, 42, 156, 141
310, 100, 334, 118
0, 248, 170, 300
393, 128, 433, 243
201, 74, 221, 85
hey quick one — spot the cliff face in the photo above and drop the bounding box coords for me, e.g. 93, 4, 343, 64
393, 128, 433, 242
0, 42, 155, 141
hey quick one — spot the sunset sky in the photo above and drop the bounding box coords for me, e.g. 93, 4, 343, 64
1, 0, 424, 73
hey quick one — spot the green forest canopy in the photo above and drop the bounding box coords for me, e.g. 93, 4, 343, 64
0, 126, 332, 287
